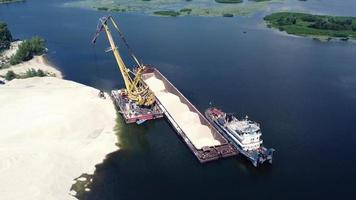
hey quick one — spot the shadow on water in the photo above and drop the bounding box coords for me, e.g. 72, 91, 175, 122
114, 112, 151, 151
77, 111, 276, 200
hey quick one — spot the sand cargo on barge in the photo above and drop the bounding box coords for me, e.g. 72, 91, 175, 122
141, 68, 237, 163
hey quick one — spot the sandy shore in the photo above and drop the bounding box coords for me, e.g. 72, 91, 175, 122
0, 76, 118, 199
0, 55, 62, 78
0, 41, 62, 79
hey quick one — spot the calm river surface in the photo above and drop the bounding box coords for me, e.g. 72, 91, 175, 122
1, 0, 356, 199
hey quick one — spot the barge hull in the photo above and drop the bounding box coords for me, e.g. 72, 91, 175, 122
205, 108, 275, 167
111, 90, 163, 124
142, 68, 237, 163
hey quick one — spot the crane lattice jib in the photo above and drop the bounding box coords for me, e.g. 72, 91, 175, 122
92, 16, 155, 106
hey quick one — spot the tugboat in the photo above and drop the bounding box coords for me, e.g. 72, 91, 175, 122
205, 107, 275, 167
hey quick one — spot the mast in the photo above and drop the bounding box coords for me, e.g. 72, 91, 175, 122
100, 17, 133, 93
92, 16, 155, 106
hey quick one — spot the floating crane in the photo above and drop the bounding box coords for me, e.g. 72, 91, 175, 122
91, 16, 237, 163
92, 16, 163, 123
92, 16, 154, 106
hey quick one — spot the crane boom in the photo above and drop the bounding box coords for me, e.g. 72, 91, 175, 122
102, 17, 132, 91
92, 16, 155, 106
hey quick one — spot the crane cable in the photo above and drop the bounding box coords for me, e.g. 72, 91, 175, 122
109, 17, 142, 68
92, 44, 100, 79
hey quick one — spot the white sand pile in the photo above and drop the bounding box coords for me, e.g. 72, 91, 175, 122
0, 55, 62, 78
0, 77, 118, 200
144, 75, 220, 149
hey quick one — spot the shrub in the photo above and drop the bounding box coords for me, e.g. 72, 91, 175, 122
215, 0, 242, 3
25, 68, 47, 78
5, 70, 16, 81
153, 11, 180, 17
97, 7, 109, 11
0, 21, 12, 50
332, 33, 348, 38
180, 8, 192, 13
352, 25, 356, 31
223, 13, 234, 17
301, 15, 318, 22
9, 36, 45, 65
309, 18, 353, 31
277, 15, 297, 26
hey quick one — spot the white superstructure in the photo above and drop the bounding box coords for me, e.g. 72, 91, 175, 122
206, 108, 275, 167
224, 116, 263, 151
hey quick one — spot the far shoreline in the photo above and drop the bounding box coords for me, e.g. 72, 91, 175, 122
264, 12, 356, 42
0, 0, 25, 4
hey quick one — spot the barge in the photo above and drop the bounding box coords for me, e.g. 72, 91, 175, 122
142, 68, 237, 163
205, 107, 275, 167
111, 89, 163, 124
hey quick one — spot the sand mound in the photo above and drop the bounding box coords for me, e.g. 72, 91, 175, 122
0, 77, 117, 200
144, 76, 220, 149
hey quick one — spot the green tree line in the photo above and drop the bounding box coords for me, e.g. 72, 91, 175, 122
0, 21, 12, 50
10, 37, 46, 65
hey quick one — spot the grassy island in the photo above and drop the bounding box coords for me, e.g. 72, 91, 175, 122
153, 10, 180, 17
250, 0, 271, 2
264, 12, 356, 40
65, 0, 277, 17
215, 0, 242, 3
0, 0, 25, 4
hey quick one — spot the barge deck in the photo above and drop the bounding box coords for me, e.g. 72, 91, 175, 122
142, 68, 237, 163
111, 90, 163, 124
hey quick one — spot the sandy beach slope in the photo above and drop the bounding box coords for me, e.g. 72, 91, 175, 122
0, 77, 118, 200
0, 55, 62, 78
0, 41, 62, 79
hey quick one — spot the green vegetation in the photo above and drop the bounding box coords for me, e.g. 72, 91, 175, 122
0, 0, 25, 4
215, 0, 242, 3
180, 8, 192, 14
0, 22, 12, 50
153, 10, 180, 17
223, 13, 234, 17
25, 68, 46, 78
4, 70, 16, 81
9, 37, 46, 65
110, 7, 126, 12
264, 12, 356, 40
97, 7, 109, 11
65, 0, 279, 17
3, 68, 48, 81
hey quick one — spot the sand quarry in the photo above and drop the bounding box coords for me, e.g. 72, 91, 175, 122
0, 77, 118, 200
144, 75, 220, 149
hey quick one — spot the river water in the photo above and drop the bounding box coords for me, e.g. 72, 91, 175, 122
1, 0, 356, 199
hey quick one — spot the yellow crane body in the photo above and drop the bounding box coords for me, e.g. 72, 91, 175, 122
93, 16, 155, 106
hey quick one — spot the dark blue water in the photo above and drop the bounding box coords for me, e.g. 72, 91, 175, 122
1, 0, 356, 199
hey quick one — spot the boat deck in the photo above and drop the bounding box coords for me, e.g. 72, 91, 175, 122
142, 68, 237, 163
111, 90, 163, 123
